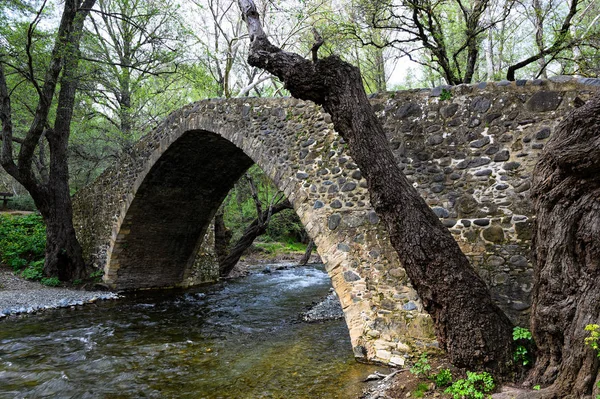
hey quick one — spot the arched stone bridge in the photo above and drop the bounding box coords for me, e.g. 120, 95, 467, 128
73, 77, 599, 365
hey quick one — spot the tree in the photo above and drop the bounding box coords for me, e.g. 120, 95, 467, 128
216, 170, 295, 277
236, 0, 515, 373
1, 0, 96, 280
83, 0, 187, 142
340, 0, 512, 85
526, 92, 600, 398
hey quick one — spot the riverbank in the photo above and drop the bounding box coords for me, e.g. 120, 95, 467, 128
0, 266, 119, 319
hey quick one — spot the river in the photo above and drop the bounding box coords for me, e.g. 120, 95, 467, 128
0, 265, 384, 398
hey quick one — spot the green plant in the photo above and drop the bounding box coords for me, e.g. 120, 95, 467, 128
584, 324, 600, 399
20, 260, 44, 281
444, 371, 495, 399
513, 326, 533, 366
89, 269, 104, 282
413, 382, 429, 398
41, 277, 60, 287
0, 214, 46, 273
430, 368, 453, 387
72, 279, 82, 286
533, 385, 541, 390
440, 88, 452, 101
410, 353, 431, 377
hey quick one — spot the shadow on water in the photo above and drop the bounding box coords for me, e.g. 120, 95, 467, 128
0, 265, 385, 398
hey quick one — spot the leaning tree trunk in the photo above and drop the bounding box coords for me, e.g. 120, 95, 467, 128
526, 93, 600, 398
299, 240, 315, 266
237, 0, 515, 374
219, 199, 292, 277
214, 209, 233, 266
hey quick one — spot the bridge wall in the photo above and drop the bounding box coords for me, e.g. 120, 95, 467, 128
73, 76, 599, 365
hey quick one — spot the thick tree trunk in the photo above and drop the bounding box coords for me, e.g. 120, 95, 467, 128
526, 93, 600, 398
237, 0, 515, 374
40, 201, 87, 281
219, 199, 292, 277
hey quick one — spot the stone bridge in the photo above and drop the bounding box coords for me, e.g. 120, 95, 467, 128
73, 76, 599, 365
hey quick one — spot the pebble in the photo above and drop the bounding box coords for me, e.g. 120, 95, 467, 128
0, 268, 119, 319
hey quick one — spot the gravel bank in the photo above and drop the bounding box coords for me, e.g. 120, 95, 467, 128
0, 266, 119, 319
301, 288, 344, 322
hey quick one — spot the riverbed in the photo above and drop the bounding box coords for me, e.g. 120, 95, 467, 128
0, 265, 383, 398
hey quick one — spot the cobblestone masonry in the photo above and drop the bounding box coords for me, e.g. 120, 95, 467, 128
72, 76, 600, 365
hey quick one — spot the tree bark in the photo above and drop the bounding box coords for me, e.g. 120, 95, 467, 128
219, 199, 292, 277
526, 93, 600, 398
214, 208, 233, 266
0, 0, 94, 281
299, 239, 315, 266
237, 0, 515, 374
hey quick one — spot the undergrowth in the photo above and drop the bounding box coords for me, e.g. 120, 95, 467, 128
0, 214, 46, 280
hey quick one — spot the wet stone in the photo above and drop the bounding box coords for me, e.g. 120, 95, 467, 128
461, 219, 471, 227
494, 150, 510, 162
296, 172, 309, 179
496, 184, 509, 190
313, 200, 324, 209
402, 302, 418, 311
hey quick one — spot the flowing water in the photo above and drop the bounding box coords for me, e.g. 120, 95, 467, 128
0, 265, 383, 398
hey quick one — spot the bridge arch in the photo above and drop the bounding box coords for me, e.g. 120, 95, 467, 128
74, 97, 423, 365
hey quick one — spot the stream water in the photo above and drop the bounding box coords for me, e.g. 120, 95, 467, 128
0, 265, 383, 398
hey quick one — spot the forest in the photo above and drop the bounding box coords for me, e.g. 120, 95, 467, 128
0, 0, 599, 398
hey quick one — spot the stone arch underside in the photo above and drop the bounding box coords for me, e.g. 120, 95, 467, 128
74, 79, 600, 365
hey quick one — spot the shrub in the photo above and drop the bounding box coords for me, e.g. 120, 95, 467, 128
513, 326, 533, 366
0, 214, 46, 273
431, 368, 453, 387
41, 277, 61, 287
20, 260, 44, 280
410, 353, 431, 377
584, 324, 600, 399
445, 371, 495, 399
